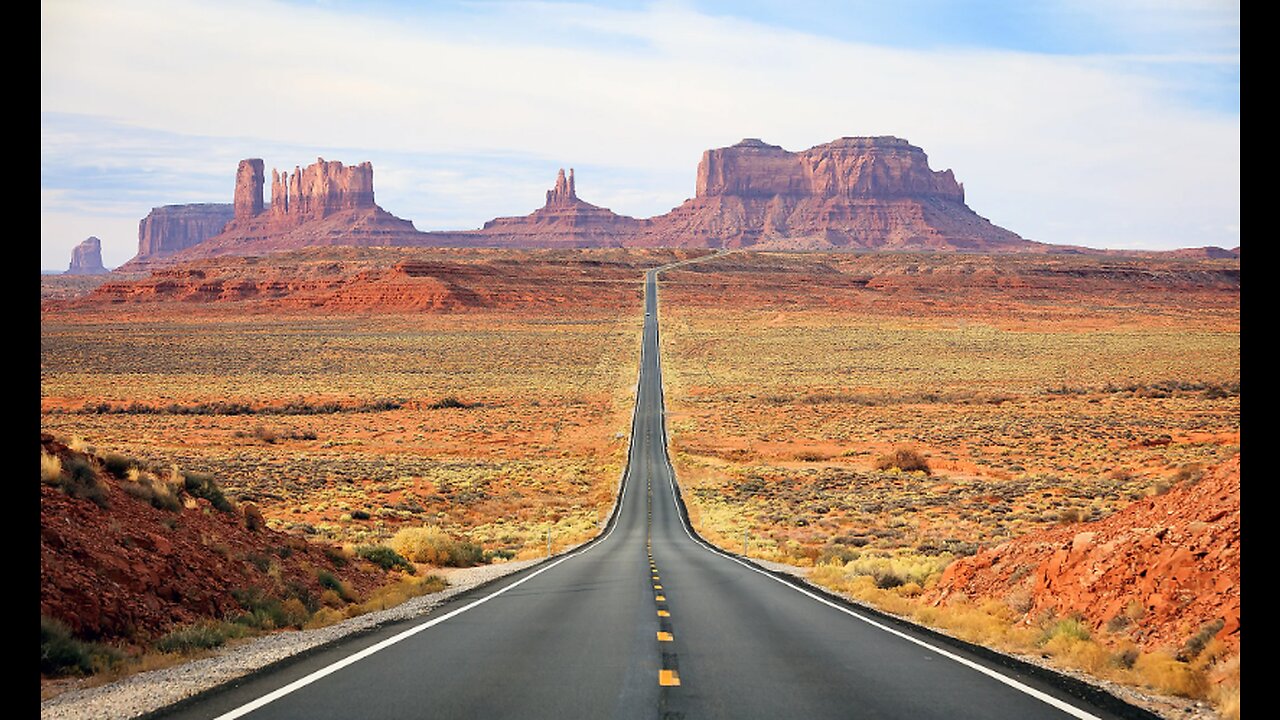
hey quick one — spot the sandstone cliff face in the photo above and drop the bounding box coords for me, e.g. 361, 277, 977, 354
66, 236, 108, 274
162, 158, 423, 260
129, 204, 236, 267
633, 136, 1030, 250
269, 158, 376, 223
234, 159, 265, 219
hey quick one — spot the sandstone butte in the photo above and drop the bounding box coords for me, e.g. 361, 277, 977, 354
65, 236, 109, 275
122, 136, 1184, 268
925, 454, 1240, 656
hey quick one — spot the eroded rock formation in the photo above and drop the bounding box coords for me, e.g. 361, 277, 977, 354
66, 236, 108, 274
234, 159, 265, 219
159, 158, 424, 259
628, 136, 1036, 250
461, 168, 645, 248
123, 204, 236, 269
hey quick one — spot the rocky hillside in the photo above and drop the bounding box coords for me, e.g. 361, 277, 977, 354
40, 433, 395, 645
926, 454, 1240, 655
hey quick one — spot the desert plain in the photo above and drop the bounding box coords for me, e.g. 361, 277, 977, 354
40, 245, 1239, 717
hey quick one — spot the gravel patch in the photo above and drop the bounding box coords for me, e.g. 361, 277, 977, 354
40, 558, 547, 720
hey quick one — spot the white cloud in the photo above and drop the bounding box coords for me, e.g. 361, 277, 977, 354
41, 0, 1239, 267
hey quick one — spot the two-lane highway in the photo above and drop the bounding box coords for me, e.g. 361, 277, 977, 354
159, 263, 1156, 720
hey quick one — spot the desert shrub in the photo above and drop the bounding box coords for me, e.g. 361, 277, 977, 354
181, 470, 234, 512
355, 545, 416, 574
429, 396, 471, 409
874, 448, 931, 475
58, 455, 109, 508
1133, 650, 1208, 698
155, 621, 246, 654
350, 509, 371, 520
1039, 617, 1091, 645
119, 468, 182, 512
1177, 618, 1226, 662
101, 452, 137, 477
40, 451, 63, 484
40, 616, 119, 676
446, 541, 485, 567
389, 527, 488, 568
317, 569, 356, 602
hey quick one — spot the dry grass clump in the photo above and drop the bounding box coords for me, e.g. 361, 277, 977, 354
874, 448, 931, 474
389, 526, 484, 567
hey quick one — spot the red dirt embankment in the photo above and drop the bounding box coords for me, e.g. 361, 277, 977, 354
40, 433, 391, 644
927, 454, 1239, 654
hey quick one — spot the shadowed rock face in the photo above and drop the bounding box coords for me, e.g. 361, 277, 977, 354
66, 236, 108, 275
128, 204, 236, 268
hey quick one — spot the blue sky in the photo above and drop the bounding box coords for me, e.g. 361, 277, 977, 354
41, 0, 1239, 269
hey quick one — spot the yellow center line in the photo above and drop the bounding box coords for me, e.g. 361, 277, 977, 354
659, 669, 681, 686
655, 594, 666, 601
657, 610, 670, 617
654, 584, 662, 589
657, 631, 673, 642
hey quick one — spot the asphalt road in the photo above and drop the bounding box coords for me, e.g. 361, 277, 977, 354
158, 263, 1157, 720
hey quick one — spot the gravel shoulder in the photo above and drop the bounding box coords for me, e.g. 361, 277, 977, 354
743, 558, 1222, 720
39, 558, 546, 720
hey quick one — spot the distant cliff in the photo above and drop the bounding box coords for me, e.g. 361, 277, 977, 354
122, 204, 235, 269
629, 136, 1036, 251
117, 137, 1058, 261
427, 136, 1037, 251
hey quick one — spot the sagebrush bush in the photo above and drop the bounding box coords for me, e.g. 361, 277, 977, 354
155, 621, 246, 654
40, 616, 119, 676
874, 448, 931, 474
356, 545, 416, 574
181, 470, 234, 512
40, 451, 63, 484
389, 526, 486, 567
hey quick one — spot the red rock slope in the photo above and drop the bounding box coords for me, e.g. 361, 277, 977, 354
927, 454, 1240, 653
40, 433, 391, 643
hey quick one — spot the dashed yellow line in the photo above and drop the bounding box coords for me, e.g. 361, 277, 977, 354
654, 584, 662, 590
655, 594, 666, 601
657, 631, 673, 642
657, 609, 670, 617
659, 669, 681, 686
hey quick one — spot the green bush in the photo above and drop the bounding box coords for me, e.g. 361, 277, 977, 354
41, 617, 100, 676
355, 545, 416, 574
155, 621, 246, 654
181, 470, 234, 512
59, 455, 109, 508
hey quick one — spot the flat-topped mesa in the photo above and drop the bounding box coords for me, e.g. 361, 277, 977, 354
696, 136, 964, 202
545, 168, 578, 208
269, 158, 376, 222
127, 204, 236, 266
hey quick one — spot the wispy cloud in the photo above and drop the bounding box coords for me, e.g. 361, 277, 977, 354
41, 0, 1238, 268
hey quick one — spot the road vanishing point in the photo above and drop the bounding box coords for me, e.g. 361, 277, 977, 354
158, 262, 1159, 720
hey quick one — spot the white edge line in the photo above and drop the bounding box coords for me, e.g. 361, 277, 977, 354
649, 265, 1104, 720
